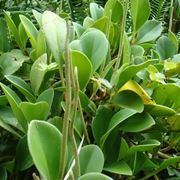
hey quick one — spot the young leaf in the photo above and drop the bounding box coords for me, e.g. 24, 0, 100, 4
79, 145, 104, 175
28, 120, 62, 180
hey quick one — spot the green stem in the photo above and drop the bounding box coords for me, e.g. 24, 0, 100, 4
69, 67, 81, 178
59, 21, 71, 180
115, 0, 129, 70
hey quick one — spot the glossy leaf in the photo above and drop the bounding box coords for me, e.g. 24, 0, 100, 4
28, 120, 62, 180
20, 15, 38, 49
77, 173, 112, 180
111, 90, 144, 112
42, 11, 67, 62
92, 106, 114, 145
104, 161, 132, 176
19, 101, 49, 122
70, 29, 109, 72
130, 0, 150, 32
100, 109, 136, 147
136, 20, 163, 44
15, 135, 33, 171
5, 75, 36, 102
119, 112, 155, 132
104, 0, 123, 23
71, 50, 92, 90
79, 145, 104, 175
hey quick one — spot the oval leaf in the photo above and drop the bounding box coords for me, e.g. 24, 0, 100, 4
77, 172, 112, 180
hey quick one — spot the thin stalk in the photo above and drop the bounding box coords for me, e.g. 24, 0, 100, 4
59, 21, 71, 180
60, 0, 64, 12
115, 0, 129, 70
168, 0, 174, 32
78, 99, 91, 144
69, 67, 81, 178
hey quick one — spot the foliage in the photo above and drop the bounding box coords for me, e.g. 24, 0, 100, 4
0, 0, 180, 180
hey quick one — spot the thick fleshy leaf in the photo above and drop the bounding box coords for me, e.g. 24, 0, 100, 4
5, 75, 36, 102
77, 173, 112, 180
70, 29, 109, 72
19, 101, 49, 122
104, 0, 123, 23
92, 106, 114, 145
130, 0, 150, 32
119, 112, 155, 132
131, 45, 145, 58
15, 136, 33, 171
117, 60, 156, 88
111, 90, 144, 112
156, 36, 176, 60
100, 109, 136, 147
28, 120, 62, 180
0, 83, 27, 131
0, 49, 29, 75
145, 104, 176, 116
168, 31, 179, 53
79, 145, 104, 175
71, 50, 92, 90
73, 22, 85, 38
90, 3, 104, 20
104, 161, 132, 176
20, 15, 38, 49
42, 11, 67, 62
136, 20, 163, 44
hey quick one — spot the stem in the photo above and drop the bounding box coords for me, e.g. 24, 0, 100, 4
60, 0, 64, 12
59, 21, 71, 180
168, 2, 174, 32
115, 0, 129, 70
69, 67, 81, 178
78, 99, 91, 144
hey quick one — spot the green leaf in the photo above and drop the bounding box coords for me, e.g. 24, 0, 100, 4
42, 11, 67, 62
144, 104, 176, 116
104, 161, 133, 176
5, 75, 36, 102
156, 36, 176, 60
168, 31, 179, 54
32, 10, 42, 27
131, 45, 144, 58
19, 101, 49, 122
90, 3, 104, 20
0, 167, 7, 180
77, 173, 112, 180
70, 29, 109, 72
92, 106, 114, 145
71, 50, 92, 90
4, 11, 23, 50
28, 120, 62, 180
130, 0, 150, 32
0, 18, 10, 52
100, 109, 136, 147
18, 22, 28, 49
104, 0, 124, 23
117, 60, 156, 88
159, 156, 180, 169
37, 88, 54, 113
0, 83, 27, 131
119, 112, 155, 132
79, 145, 104, 175
0, 95, 8, 106
20, 15, 38, 49
0, 49, 29, 75
15, 135, 33, 171
136, 20, 163, 44
111, 90, 144, 112
73, 22, 85, 38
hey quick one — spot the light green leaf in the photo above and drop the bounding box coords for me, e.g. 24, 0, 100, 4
28, 120, 62, 180
70, 29, 109, 72
77, 173, 112, 180
119, 112, 155, 132
168, 31, 179, 54
104, 161, 133, 176
136, 20, 163, 44
5, 75, 36, 102
19, 101, 49, 122
90, 3, 104, 20
71, 50, 92, 90
32, 9, 42, 27
130, 0, 150, 32
42, 11, 67, 62
131, 45, 145, 58
73, 22, 85, 38
79, 145, 104, 175
20, 15, 38, 49
18, 22, 28, 48
159, 156, 180, 169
